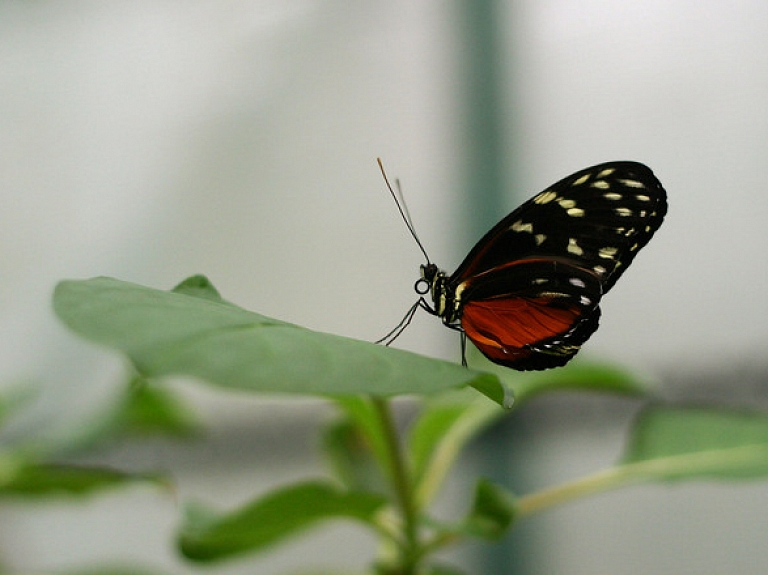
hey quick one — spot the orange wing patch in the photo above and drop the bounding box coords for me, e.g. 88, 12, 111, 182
461, 297, 583, 364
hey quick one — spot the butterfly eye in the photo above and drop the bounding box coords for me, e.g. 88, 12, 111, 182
414, 278, 430, 295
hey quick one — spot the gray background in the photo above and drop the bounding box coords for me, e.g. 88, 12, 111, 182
1, 2, 766, 574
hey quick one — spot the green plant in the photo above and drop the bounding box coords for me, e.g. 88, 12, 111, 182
6, 274, 765, 575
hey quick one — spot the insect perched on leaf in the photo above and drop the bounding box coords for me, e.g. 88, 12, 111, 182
377, 160, 667, 371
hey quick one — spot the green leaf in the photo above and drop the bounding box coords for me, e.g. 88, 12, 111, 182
462, 479, 517, 540
514, 407, 768, 519
408, 390, 504, 508
623, 405, 768, 480
53, 277, 504, 403
178, 480, 388, 562
61, 566, 176, 575
468, 345, 650, 406
278, 570, 375, 575
331, 396, 394, 488
322, 416, 386, 493
279, 571, 375, 575
111, 378, 201, 437
171, 273, 225, 302
377, 563, 467, 575
424, 566, 469, 575
0, 463, 162, 498
39, 376, 202, 456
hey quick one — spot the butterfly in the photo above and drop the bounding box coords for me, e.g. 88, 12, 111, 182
378, 160, 667, 371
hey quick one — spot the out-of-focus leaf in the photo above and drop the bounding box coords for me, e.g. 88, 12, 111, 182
408, 390, 504, 508
0, 383, 39, 429
279, 570, 375, 575
0, 453, 25, 488
61, 566, 175, 575
322, 416, 385, 494
423, 563, 470, 575
623, 405, 768, 480
461, 479, 517, 540
331, 396, 394, 489
178, 480, 388, 562
0, 463, 163, 498
53, 277, 504, 404
112, 378, 201, 437
516, 407, 768, 519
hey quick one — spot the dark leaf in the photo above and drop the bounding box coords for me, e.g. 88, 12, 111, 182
0, 463, 162, 498
178, 480, 387, 562
462, 478, 517, 540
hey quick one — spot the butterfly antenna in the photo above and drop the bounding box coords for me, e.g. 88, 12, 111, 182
377, 158, 431, 264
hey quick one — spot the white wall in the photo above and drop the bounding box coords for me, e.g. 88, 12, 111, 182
1, 1, 767, 574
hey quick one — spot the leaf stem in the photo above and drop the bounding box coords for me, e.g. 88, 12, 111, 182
517, 444, 768, 518
515, 466, 635, 518
371, 397, 419, 573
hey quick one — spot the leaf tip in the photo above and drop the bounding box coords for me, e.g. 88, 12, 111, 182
470, 373, 513, 408
171, 275, 224, 302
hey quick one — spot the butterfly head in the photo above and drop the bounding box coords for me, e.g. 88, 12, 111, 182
418, 263, 455, 321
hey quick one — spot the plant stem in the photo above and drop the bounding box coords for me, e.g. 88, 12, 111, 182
515, 465, 641, 518
371, 396, 419, 574
517, 445, 767, 518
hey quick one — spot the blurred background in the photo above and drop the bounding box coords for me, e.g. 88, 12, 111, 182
1, 1, 767, 574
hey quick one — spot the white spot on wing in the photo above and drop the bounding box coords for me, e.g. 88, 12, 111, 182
567, 208, 585, 217
599, 246, 619, 259
615, 207, 633, 217
558, 198, 577, 209
594, 265, 607, 275
591, 180, 610, 189
635, 194, 651, 201
534, 233, 546, 245
511, 219, 533, 233
572, 174, 590, 186
533, 190, 557, 204
567, 238, 584, 256
604, 192, 623, 200
618, 179, 646, 188
580, 295, 591, 305
597, 168, 616, 178
569, 277, 586, 288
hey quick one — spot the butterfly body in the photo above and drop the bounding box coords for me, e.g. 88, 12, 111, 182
417, 161, 667, 371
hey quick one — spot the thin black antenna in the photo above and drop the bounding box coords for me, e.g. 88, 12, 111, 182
377, 158, 431, 264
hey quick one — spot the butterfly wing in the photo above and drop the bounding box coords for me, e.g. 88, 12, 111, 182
450, 161, 667, 370
459, 259, 602, 370
451, 161, 667, 293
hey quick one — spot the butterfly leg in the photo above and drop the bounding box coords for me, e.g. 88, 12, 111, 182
375, 298, 433, 346
439, 320, 468, 367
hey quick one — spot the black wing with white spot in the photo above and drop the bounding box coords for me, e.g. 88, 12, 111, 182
449, 161, 667, 294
